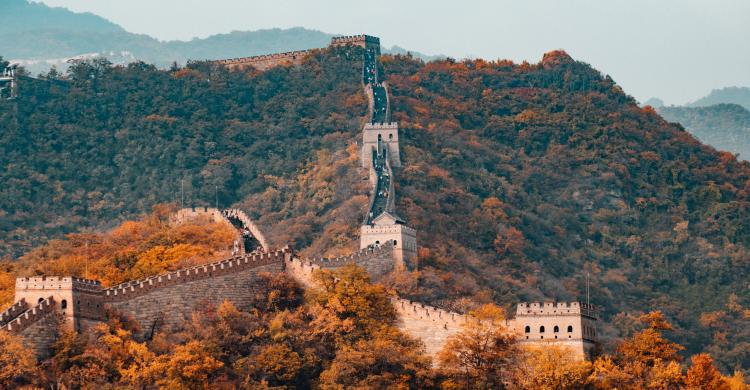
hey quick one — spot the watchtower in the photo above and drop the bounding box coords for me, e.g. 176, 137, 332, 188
0, 65, 18, 99
14, 277, 104, 332
360, 217, 417, 270
362, 122, 401, 168
512, 302, 598, 361
330, 34, 381, 56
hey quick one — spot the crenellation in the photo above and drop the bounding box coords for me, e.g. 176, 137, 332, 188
4, 297, 55, 333
0, 298, 29, 326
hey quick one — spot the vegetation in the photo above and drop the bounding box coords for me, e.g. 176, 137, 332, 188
2, 43, 750, 375
0, 204, 236, 308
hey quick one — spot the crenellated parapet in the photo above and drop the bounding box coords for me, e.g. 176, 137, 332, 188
516, 301, 598, 319
3, 297, 55, 333
173, 207, 269, 254
0, 299, 28, 327
216, 49, 316, 72
103, 248, 290, 302
330, 34, 380, 49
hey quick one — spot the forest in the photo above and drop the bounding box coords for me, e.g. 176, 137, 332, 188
0, 210, 747, 388
1, 43, 750, 376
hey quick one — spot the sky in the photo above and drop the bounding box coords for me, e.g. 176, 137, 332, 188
37, 0, 750, 105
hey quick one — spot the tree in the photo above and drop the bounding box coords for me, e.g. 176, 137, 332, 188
686, 354, 730, 390
0, 331, 38, 387
319, 326, 433, 389
512, 346, 592, 390
438, 304, 519, 389
235, 343, 302, 388
312, 265, 396, 342
148, 341, 224, 389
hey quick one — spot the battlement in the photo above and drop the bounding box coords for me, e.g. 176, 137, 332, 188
215, 49, 315, 66
15, 276, 101, 291
3, 297, 55, 333
103, 248, 290, 302
330, 34, 380, 47
0, 299, 29, 326
222, 208, 270, 251
308, 240, 395, 267
361, 224, 417, 235
363, 122, 399, 130
516, 301, 598, 319
392, 298, 466, 327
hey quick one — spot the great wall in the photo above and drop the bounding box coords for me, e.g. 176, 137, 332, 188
0, 35, 597, 363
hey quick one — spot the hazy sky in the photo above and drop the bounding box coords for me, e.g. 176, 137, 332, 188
37, 0, 750, 105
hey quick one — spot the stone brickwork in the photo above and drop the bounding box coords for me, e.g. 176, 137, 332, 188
508, 301, 598, 360
362, 122, 401, 169
0, 298, 28, 326
216, 50, 316, 72
392, 298, 467, 356
108, 259, 283, 338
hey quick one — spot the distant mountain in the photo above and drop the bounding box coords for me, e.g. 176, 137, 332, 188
658, 103, 750, 160
687, 86, 750, 111
1, 0, 439, 74
643, 97, 665, 108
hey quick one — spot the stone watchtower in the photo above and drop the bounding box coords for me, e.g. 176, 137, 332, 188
361, 122, 401, 168
14, 277, 104, 332
510, 302, 598, 361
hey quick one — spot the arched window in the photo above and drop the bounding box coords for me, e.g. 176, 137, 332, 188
38, 298, 44, 304
394, 240, 398, 246
378, 134, 382, 141
554, 325, 559, 333
567, 325, 573, 333
61, 300, 67, 309
524, 326, 530, 333
389, 133, 393, 140
540, 326, 545, 333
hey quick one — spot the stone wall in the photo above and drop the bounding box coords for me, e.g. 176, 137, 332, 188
392, 298, 467, 357
4, 298, 61, 358
511, 302, 598, 360
285, 241, 397, 287
216, 49, 315, 72
103, 249, 289, 338
108, 261, 283, 338
17, 307, 60, 359
0, 299, 28, 326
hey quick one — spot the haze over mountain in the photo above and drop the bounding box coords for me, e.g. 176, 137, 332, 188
1, 0, 440, 73
686, 86, 750, 111
659, 104, 750, 160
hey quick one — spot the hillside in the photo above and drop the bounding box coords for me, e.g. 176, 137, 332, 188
658, 104, 750, 160
1, 48, 750, 373
688, 86, 750, 111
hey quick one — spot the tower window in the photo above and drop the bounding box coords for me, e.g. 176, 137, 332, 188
61, 300, 67, 309
524, 326, 530, 333
540, 326, 545, 333
567, 325, 573, 333
554, 326, 559, 333
389, 133, 393, 140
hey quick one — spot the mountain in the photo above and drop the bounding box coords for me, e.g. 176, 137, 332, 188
658, 104, 750, 160
687, 86, 750, 111
2, 47, 750, 372
1, 0, 439, 73
643, 97, 664, 108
